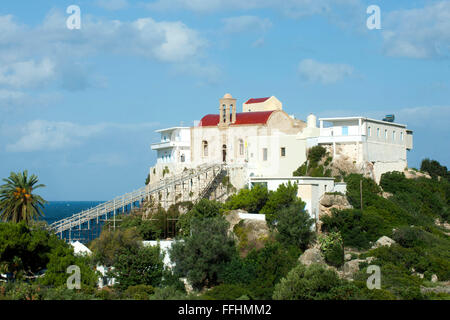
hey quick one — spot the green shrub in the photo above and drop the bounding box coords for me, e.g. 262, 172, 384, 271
224, 184, 269, 213
318, 232, 344, 267
275, 202, 315, 251
170, 217, 236, 290
111, 244, 164, 290
201, 284, 251, 300
123, 284, 155, 300
273, 263, 361, 300
177, 199, 222, 237
260, 182, 302, 227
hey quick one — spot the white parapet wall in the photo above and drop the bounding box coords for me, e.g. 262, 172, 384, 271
248, 176, 346, 222
143, 240, 178, 270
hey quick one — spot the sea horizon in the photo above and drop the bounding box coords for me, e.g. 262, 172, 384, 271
41, 201, 105, 224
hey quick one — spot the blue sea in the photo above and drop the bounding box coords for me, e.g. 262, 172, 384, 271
41, 201, 104, 225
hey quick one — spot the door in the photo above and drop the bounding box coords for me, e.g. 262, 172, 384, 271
222, 144, 227, 163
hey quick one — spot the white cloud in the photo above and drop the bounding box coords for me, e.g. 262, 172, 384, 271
0, 10, 210, 107
5, 120, 159, 152
0, 59, 55, 89
383, 1, 450, 59
222, 16, 272, 34
96, 0, 129, 11
298, 59, 354, 84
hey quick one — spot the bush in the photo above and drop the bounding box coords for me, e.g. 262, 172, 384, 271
170, 217, 236, 290
201, 284, 251, 300
224, 184, 269, 213
392, 226, 429, 248
123, 284, 155, 300
420, 158, 449, 181
90, 228, 142, 267
273, 263, 360, 300
260, 182, 302, 227
318, 232, 344, 267
275, 202, 315, 251
177, 199, 222, 237
149, 286, 188, 300
112, 244, 164, 290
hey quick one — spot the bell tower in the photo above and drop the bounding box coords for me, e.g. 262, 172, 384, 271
219, 93, 237, 127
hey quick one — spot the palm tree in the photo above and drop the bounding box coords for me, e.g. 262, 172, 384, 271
0, 170, 47, 223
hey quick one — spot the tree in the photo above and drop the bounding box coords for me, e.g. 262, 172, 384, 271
273, 263, 360, 300
275, 202, 315, 251
177, 198, 222, 237
224, 184, 269, 213
420, 158, 449, 180
0, 170, 46, 223
170, 217, 236, 290
260, 182, 302, 227
0, 222, 53, 277
40, 243, 98, 289
112, 244, 164, 291
90, 228, 142, 267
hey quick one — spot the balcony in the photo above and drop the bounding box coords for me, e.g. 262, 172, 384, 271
318, 127, 365, 144
151, 140, 190, 150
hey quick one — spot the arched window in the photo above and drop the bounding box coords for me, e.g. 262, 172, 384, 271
222, 104, 226, 123
230, 104, 233, 122
202, 141, 208, 157
181, 154, 185, 162
239, 139, 244, 156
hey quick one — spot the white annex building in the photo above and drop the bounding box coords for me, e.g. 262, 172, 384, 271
148, 93, 414, 219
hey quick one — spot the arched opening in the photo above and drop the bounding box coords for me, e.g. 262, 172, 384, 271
239, 139, 244, 156
222, 144, 227, 163
222, 104, 226, 123
202, 141, 208, 157
230, 104, 233, 122
180, 154, 185, 162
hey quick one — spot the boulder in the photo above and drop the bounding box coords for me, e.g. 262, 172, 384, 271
299, 248, 325, 266
320, 194, 351, 208
344, 253, 352, 261
372, 236, 396, 249
343, 259, 364, 278
431, 274, 439, 283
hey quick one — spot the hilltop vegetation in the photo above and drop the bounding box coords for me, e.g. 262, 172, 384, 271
1, 158, 449, 300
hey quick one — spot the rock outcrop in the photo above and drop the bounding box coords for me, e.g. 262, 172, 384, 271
224, 210, 270, 256
298, 248, 326, 266
318, 193, 352, 232
404, 168, 431, 180
371, 236, 396, 249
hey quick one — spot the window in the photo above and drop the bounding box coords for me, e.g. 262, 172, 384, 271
230, 104, 233, 122
385, 129, 388, 140
281, 147, 286, 157
392, 131, 396, 141
377, 128, 380, 137
202, 141, 208, 157
181, 154, 185, 162
401, 132, 404, 141
239, 139, 244, 156
368, 126, 371, 136
342, 126, 348, 136
222, 104, 226, 123
263, 148, 268, 161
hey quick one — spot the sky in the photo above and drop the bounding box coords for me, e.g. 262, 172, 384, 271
0, 0, 449, 201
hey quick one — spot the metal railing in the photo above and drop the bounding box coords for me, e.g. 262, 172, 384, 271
48, 163, 224, 235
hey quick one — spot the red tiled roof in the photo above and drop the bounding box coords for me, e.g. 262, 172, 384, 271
244, 97, 270, 104
199, 111, 275, 127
